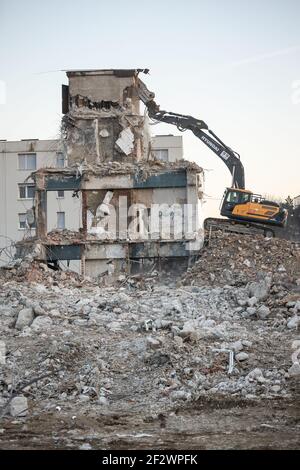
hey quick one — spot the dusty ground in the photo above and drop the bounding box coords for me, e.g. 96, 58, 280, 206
0, 398, 299, 450
0, 233, 299, 450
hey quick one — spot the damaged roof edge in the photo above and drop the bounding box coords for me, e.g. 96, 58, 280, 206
29, 161, 203, 180
65, 69, 144, 78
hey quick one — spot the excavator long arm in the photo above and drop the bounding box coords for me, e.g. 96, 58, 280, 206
137, 77, 245, 189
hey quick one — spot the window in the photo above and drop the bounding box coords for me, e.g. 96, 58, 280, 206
19, 184, 35, 199
240, 193, 251, 203
153, 149, 169, 162
57, 190, 64, 198
56, 152, 66, 168
226, 191, 239, 203
18, 153, 36, 170
18, 213, 27, 229
226, 190, 251, 204
251, 194, 262, 203
57, 212, 65, 230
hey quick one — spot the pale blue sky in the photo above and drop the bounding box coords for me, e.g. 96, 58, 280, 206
1, 0, 299, 215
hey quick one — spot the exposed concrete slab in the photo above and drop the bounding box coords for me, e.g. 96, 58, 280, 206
85, 243, 126, 260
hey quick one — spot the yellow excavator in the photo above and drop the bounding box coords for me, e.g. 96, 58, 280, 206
137, 74, 288, 237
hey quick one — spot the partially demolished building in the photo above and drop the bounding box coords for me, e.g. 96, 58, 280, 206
29, 70, 204, 278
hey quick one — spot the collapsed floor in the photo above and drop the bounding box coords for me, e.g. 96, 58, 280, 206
0, 232, 299, 449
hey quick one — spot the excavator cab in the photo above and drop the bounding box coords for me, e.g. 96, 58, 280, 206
220, 188, 251, 216
220, 188, 288, 227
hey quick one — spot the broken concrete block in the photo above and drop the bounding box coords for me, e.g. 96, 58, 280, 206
242, 339, 253, 348
231, 340, 243, 353
201, 319, 216, 328
248, 278, 271, 301
288, 362, 300, 377
243, 259, 252, 268
170, 390, 191, 401
235, 352, 249, 362
146, 336, 161, 350
32, 304, 46, 316
277, 265, 286, 273
31, 316, 53, 332
179, 321, 199, 339
99, 128, 109, 138
287, 316, 299, 329
0, 340, 6, 365
257, 305, 270, 320
291, 339, 300, 350
10, 396, 28, 417
79, 443, 92, 450
173, 336, 184, 348
15, 308, 34, 330
246, 307, 257, 317
246, 368, 263, 381
247, 297, 258, 307
286, 301, 296, 308
293, 300, 300, 313
115, 127, 134, 155
98, 396, 108, 406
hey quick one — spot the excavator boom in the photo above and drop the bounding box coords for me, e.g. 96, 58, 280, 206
137, 77, 245, 189
136, 74, 287, 235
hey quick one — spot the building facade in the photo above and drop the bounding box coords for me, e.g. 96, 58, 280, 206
151, 135, 183, 162
0, 134, 184, 266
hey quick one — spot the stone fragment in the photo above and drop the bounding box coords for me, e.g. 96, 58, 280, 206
287, 316, 299, 329
170, 390, 191, 401
146, 336, 161, 350
288, 362, 300, 377
248, 278, 271, 301
257, 305, 270, 319
15, 308, 34, 330
10, 396, 28, 417
235, 352, 249, 362
247, 297, 258, 307
231, 340, 243, 353
246, 368, 263, 381
31, 316, 53, 331
246, 307, 257, 316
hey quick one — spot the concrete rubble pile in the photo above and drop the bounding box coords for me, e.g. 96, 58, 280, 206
182, 232, 300, 287
0, 232, 299, 438
181, 232, 300, 326
0, 247, 84, 286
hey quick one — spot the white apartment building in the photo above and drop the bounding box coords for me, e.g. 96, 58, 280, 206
151, 135, 183, 162
0, 135, 183, 265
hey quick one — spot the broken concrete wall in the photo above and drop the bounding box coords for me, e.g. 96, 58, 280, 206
30, 164, 204, 278
63, 70, 150, 165
26, 70, 205, 280
67, 70, 140, 113
82, 168, 203, 242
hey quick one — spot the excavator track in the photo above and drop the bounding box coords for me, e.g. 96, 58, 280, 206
204, 217, 275, 238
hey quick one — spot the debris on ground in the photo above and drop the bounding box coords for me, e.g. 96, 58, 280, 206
0, 232, 299, 449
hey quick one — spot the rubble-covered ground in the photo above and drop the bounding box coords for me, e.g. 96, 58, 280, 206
0, 233, 299, 449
